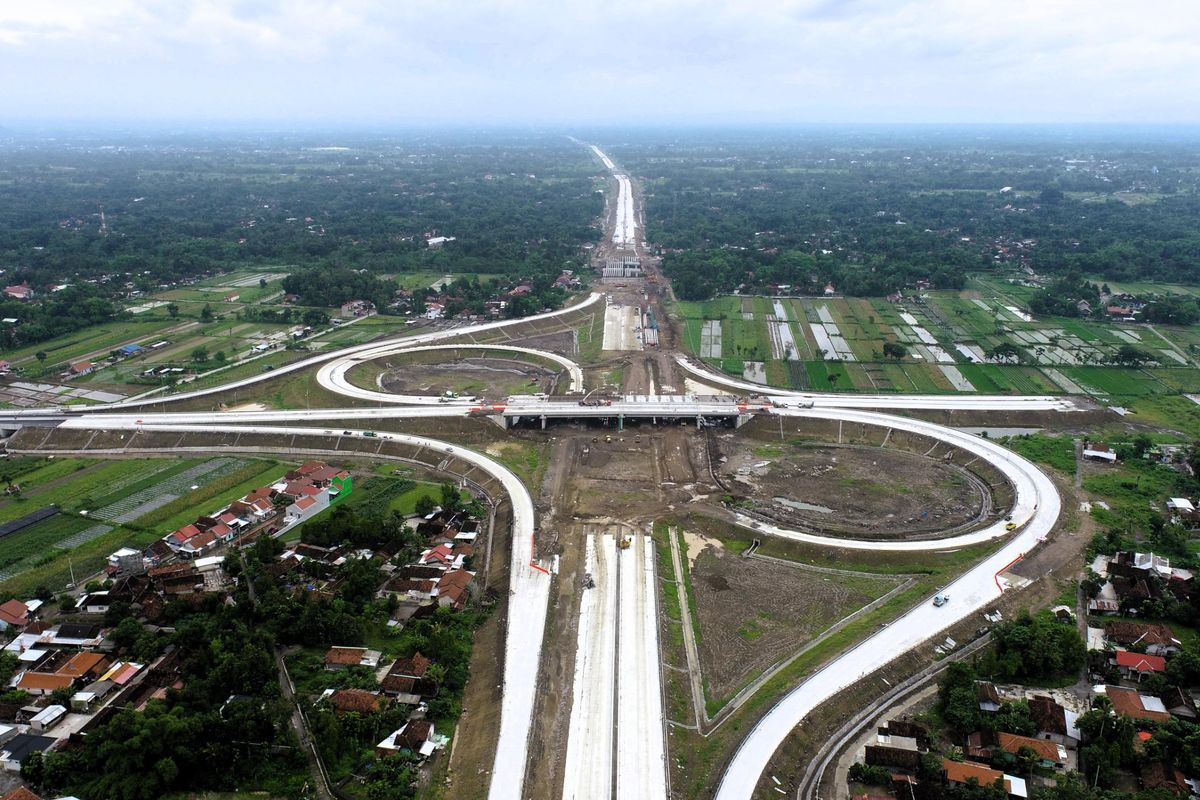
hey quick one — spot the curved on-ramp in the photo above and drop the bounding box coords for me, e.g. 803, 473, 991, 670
55, 418, 549, 800
675, 355, 1077, 411
713, 405, 1061, 800
316, 343, 585, 405
0, 292, 600, 417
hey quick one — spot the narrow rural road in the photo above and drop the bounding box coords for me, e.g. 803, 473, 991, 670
277, 647, 334, 800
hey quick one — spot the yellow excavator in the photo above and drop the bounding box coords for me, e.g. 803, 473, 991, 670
617, 536, 632, 550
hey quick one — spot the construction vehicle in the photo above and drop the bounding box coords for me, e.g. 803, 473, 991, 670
617, 536, 632, 550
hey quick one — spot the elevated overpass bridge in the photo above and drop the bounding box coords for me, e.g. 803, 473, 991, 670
487, 394, 780, 429
0, 394, 785, 438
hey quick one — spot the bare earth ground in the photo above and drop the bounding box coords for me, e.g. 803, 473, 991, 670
715, 439, 987, 537
685, 532, 901, 703
380, 357, 558, 398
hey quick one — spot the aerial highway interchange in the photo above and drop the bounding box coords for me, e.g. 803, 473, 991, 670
0, 145, 1072, 800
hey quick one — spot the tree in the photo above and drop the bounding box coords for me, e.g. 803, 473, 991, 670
166, 303, 179, 318
414, 494, 437, 517
35, 350, 46, 365
200, 304, 214, 322
213, 350, 226, 365
440, 482, 463, 512
190, 346, 209, 364
827, 373, 841, 389
258, 277, 267, 289
987, 343, 1022, 364
1113, 344, 1152, 366
882, 341, 907, 360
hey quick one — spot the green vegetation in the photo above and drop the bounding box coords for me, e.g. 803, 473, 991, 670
1001, 433, 1077, 474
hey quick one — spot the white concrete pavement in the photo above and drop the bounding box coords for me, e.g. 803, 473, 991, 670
675, 355, 1078, 412
562, 532, 619, 800
617, 532, 668, 800
713, 406, 1061, 800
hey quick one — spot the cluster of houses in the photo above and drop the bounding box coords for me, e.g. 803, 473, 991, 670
306, 506, 482, 765
380, 507, 478, 612
132, 460, 346, 567
860, 672, 1199, 800
315, 646, 446, 759
1086, 550, 1194, 617
0, 595, 187, 775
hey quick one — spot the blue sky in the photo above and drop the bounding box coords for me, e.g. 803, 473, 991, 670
2, 0, 1198, 126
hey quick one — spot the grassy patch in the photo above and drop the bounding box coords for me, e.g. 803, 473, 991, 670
1001, 434, 1077, 475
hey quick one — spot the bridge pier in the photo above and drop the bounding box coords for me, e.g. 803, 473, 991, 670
618, 414, 624, 432
540, 415, 547, 430
734, 413, 751, 429
490, 415, 509, 430
696, 415, 703, 428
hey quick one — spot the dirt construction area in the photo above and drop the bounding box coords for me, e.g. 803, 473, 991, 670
374, 356, 559, 398
682, 531, 902, 704
714, 437, 990, 538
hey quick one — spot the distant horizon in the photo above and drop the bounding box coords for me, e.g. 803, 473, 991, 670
2, 2, 1198, 130
5, 119, 1200, 139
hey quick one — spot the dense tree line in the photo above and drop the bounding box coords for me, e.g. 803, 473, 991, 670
0, 131, 601, 301
606, 130, 1200, 299
0, 284, 121, 348
281, 267, 399, 310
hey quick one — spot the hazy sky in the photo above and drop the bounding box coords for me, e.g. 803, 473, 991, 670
2, 0, 1198, 126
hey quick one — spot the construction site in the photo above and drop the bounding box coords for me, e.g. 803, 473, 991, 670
0, 142, 1106, 800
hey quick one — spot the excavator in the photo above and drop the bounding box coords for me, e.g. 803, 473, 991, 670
617, 536, 632, 550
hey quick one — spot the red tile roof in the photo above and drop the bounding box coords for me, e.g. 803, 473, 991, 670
997, 732, 1061, 762
943, 759, 1005, 789
1107, 686, 1171, 722
325, 646, 367, 666
329, 688, 386, 715
1116, 650, 1166, 673
17, 672, 75, 691
0, 599, 29, 627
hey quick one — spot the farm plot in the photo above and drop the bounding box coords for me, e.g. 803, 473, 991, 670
805, 303, 856, 361
1057, 367, 1166, 396
699, 320, 723, 358
0, 514, 96, 582
0, 458, 150, 523
90, 457, 250, 523
681, 531, 899, 706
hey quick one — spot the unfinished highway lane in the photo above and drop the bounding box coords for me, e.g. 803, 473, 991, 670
713, 406, 1062, 800
674, 355, 1079, 412
52, 418, 550, 800
562, 530, 667, 800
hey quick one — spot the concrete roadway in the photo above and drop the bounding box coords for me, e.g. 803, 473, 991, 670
0, 292, 603, 417
712, 405, 1061, 800
52, 418, 549, 800
316, 343, 586, 405
674, 355, 1079, 411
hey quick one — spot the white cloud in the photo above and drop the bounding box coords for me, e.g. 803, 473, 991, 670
0, 0, 1197, 123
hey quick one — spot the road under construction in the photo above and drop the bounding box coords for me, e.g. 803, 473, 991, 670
0, 142, 1080, 800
